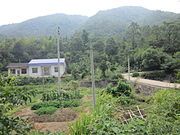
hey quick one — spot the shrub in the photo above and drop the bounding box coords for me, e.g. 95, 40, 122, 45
88, 115, 121, 134
118, 118, 148, 134
35, 106, 57, 115
14, 76, 56, 86
146, 89, 180, 134
175, 71, 180, 83
132, 72, 140, 77
70, 93, 117, 135
0, 116, 32, 135
141, 71, 166, 81
70, 114, 92, 135
117, 96, 136, 106
106, 81, 132, 97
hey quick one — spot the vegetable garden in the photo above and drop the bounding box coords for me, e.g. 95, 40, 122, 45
0, 74, 179, 135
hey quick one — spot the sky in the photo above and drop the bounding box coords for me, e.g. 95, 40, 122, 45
0, 0, 179, 25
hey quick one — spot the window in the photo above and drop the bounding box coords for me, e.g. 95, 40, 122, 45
54, 67, 58, 72
32, 68, 38, 73
43, 67, 50, 75
10, 69, 16, 74
21, 68, 27, 74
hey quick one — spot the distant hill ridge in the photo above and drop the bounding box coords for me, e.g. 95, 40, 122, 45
0, 14, 88, 37
0, 6, 179, 37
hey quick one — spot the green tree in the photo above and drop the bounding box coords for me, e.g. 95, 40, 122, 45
105, 37, 118, 56
99, 60, 108, 78
81, 30, 89, 49
142, 48, 163, 70
126, 22, 141, 49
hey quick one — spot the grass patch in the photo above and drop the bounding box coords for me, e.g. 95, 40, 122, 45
35, 106, 58, 115
31, 100, 80, 110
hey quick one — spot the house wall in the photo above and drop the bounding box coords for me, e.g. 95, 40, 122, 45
8, 68, 29, 76
28, 64, 65, 77
28, 66, 42, 77
50, 64, 65, 77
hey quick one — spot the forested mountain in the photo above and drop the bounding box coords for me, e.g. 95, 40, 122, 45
0, 6, 180, 80
0, 6, 179, 37
82, 6, 180, 36
0, 14, 88, 37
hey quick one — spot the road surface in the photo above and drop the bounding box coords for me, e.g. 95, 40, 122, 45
122, 74, 180, 89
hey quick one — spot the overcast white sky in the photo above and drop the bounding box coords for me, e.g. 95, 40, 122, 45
0, 0, 179, 25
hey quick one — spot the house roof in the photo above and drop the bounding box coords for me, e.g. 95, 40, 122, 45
28, 58, 65, 66
7, 63, 28, 68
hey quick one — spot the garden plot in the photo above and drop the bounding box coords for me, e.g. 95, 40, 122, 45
15, 107, 78, 132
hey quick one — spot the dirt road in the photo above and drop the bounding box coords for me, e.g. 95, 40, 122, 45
122, 74, 180, 89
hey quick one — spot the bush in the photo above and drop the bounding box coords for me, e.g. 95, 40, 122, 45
132, 72, 140, 77
146, 89, 180, 134
88, 115, 121, 134
14, 76, 56, 86
106, 81, 132, 97
141, 71, 166, 81
0, 116, 32, 135
118, 118, 148, 134
70, 93, 117, 135
175, 71, 180, 83
35, 106, 57, 115
117, 96, 136, 106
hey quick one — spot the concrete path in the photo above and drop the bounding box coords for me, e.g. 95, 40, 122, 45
122, 74, 180, 89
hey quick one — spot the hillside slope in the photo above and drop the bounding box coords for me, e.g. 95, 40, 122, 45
0, 6, 179, 37
82, 6, 180, 36
0, 14, 88, 37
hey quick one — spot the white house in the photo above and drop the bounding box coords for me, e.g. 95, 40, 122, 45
7, 58, 66, 77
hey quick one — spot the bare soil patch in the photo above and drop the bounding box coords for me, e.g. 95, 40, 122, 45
15, 107, 77, 133
30, 108, 77, 122
33, 122, 70, 133
14, 107, 34, 119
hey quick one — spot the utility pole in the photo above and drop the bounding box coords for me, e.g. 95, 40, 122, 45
57, 27, 61, 93
90, 41, 96, 108
128, 54, 130, 81
42, 67, 45, 91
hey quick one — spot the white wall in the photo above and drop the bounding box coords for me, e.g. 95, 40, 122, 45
28, 66, 42, 77
8, 68, 29, 76
28, 64, 65, 77
50, 64, 65, 77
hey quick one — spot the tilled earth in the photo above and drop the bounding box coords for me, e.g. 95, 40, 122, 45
15, 107, 77, 133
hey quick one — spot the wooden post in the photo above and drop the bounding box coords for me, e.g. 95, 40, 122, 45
123, 116, 128, 124
128, 110, 133, 120
137, 106, 145, 120
130, 109, 136, 117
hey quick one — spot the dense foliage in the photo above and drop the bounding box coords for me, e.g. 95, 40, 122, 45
106, 81, 132, 97
70, 87, 180, 135
0, 76, 35, 135
0, 19, 179, 82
